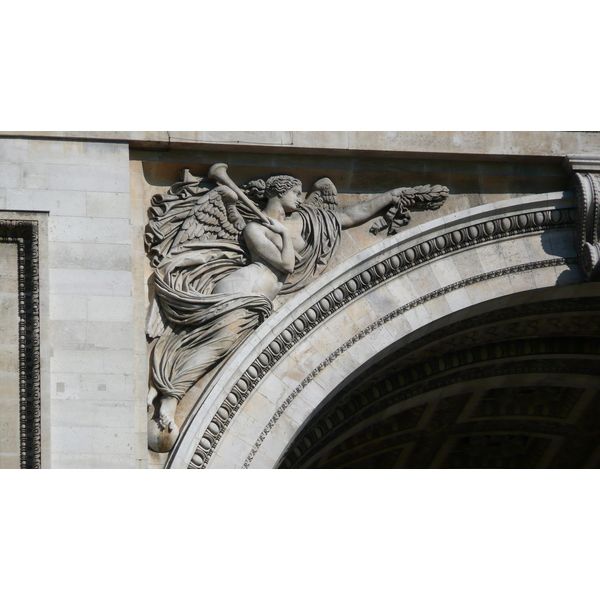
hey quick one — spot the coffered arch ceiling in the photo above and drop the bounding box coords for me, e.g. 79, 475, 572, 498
278, 292, 600, 469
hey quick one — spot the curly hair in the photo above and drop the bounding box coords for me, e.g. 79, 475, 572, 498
265, 175, 302, 199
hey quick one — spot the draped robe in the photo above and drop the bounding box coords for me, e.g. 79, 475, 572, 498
147, 204, 342, 402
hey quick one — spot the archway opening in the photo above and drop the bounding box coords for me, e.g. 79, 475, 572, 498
279, 290, 600, 468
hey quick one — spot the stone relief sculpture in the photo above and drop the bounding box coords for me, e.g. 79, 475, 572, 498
145, 164, 449, 452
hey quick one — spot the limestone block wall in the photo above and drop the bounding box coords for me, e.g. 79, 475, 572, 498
0, 138, 146, 468
0, 241, 21, 467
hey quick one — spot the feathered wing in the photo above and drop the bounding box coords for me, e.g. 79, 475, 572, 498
145, 171, 249, 340
145, 171, 246, 267
170, 188, 243, 250
304, 177, 339, 210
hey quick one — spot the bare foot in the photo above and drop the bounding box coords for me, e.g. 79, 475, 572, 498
148, 395, 180, 453
158, 396, 178, 432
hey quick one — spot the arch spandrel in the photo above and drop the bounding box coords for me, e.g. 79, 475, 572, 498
165, 192, 587, 469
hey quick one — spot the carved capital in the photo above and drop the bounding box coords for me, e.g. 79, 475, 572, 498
572, 171, 600, 281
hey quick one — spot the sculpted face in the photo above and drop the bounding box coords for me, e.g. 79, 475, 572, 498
279, 185, 303, 213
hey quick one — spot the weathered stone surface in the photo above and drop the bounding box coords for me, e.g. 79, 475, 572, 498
0, 243, 20, 468
0, 138, 144, 468
1, 132, 599, 469
6, 131, 600, 158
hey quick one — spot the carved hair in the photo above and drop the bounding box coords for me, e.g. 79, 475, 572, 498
265, 175, 302, 199
243, 176, 301, 201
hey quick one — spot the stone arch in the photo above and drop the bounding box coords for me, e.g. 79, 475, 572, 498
166, 191, 590, 469
279, 295, 600, 469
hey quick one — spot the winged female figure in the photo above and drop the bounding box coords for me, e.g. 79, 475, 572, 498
145, 165, 448, 452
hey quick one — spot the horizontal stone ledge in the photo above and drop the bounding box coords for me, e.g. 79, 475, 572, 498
564, 154, 600, 173
4, 132, 600, 161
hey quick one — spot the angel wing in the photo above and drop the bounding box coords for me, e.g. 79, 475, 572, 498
170, 187, 244, 249
304, 177, 339, 210
145, 170, 246, 267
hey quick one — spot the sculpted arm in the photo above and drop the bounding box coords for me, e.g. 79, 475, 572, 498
244, 220, 295, 274
336, 191, 395, 229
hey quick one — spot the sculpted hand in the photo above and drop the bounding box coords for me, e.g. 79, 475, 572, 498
264, 217, 289, 236
389, 189, 404, 207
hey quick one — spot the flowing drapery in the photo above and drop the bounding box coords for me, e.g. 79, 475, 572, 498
147, 204, 342, 402
282, 205, 342, 294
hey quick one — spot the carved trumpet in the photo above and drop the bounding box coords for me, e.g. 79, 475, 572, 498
208, 163, 269, 224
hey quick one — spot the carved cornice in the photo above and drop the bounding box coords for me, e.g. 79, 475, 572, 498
183, 205, 577, 469
564, 154, 600, 174
0, 220, 42, 468
573, 172, 600, 280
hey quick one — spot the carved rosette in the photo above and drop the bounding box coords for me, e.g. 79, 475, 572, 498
573, 172, 600, 281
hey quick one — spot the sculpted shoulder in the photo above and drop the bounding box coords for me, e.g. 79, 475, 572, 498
244, 220, 265, 233
243, 220, 268, 241
284, 210, 304, 235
